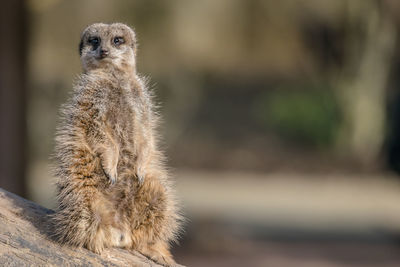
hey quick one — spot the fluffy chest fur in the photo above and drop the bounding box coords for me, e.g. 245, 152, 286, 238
64, 70, 154, 186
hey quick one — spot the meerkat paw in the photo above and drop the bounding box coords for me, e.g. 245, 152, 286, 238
86, 242, 105, 254
106, 166, 118, 185
99, 141, 119, 184
141, 251, 176, 267
101, 162, 118, 184
138, 242, 176, 267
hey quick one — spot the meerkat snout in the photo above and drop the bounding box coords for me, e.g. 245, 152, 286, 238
99, 48, 109, 58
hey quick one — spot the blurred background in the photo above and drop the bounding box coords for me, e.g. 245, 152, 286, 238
2, 0, 400, 266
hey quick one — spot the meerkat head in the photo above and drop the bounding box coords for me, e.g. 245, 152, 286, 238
79, 23, 137, 73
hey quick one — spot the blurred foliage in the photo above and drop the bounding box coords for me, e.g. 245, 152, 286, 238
254, 86, 340, 147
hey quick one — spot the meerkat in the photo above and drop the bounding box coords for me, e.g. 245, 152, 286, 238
52, 23, 182, 266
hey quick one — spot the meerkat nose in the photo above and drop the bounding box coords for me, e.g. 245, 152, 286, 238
100, 48, 109, 58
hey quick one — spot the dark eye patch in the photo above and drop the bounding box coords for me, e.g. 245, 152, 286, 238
80, 36, 99, 55
113, 37, 124, 46
88, 37, 100, 46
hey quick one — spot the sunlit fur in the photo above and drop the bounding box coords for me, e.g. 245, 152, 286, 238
52, 23, 183, 266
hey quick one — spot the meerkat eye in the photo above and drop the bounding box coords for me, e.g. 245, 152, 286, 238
113, 37, 124, 46
88, 37, 100, 46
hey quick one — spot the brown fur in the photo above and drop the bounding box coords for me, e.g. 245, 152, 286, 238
52, 23, 182, 266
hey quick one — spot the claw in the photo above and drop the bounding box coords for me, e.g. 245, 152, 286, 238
109, 175, 117, 185
103, 170, 117, 185
109, 167, 118, 185
101, 163, 117, 185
